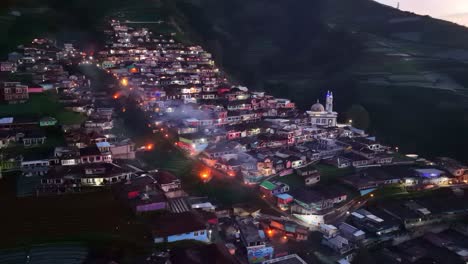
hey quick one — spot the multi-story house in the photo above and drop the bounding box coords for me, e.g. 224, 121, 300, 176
0, 82, 29, 104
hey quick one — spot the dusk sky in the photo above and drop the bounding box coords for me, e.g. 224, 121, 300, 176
375, 0, 468, 25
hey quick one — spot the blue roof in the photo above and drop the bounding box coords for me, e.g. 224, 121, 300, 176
275, 193, 293, 200
96, 142, 111, 148
414, 168, 444, 178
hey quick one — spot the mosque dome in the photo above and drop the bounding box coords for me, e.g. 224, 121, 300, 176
311, 101, 325, 112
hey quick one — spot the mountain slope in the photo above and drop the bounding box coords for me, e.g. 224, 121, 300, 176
171, 0, 468, 161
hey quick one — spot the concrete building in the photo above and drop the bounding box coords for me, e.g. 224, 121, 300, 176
151, 212, 211, 243
307, 91, 338, 127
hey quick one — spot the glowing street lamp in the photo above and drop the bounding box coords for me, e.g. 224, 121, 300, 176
267, 229, 273, 236
199, 168, 211, 181
120, 78, 129, 87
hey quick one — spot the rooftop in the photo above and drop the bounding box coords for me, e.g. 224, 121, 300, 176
263, 254, 307, 264
150, 212, 206, 237
170, 243, 237, 264
0, 117, 13, 125
291, 186, 346, 204
79, 146, 101, 156
152, 171, 179, 185
236, 218, 265, 244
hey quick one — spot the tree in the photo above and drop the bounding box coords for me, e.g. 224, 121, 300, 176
345, 104, 370, 130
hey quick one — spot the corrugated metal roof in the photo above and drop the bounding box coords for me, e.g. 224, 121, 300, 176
260, 180, 276, 190
0, 117, 13, 124
276, 193, 293, 200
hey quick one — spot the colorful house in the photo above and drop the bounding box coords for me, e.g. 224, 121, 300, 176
259, 180, 290, 199
275, 193, 294, 210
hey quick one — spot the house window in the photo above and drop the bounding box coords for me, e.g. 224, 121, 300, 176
194, 231, 198, 236
200, 231, 205, 235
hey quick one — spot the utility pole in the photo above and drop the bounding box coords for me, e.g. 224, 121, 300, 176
397, 2, 400, 9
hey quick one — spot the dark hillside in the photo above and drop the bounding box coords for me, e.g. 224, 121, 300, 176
320, 0, 468, 48
171, 0, 468, 161
0, 0, 163, 54
176, 0, 363, 86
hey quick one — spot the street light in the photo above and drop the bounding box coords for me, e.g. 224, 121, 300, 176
120, 78, 128, 86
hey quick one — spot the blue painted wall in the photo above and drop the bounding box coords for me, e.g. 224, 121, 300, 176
166, 229, 210, 243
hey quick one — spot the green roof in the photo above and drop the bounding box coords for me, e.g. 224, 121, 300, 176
260, 180, 276, 190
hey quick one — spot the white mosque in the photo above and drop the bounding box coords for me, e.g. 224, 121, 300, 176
307, 91, 338, 127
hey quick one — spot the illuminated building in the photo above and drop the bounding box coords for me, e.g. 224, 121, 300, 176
307, 91, 337, 127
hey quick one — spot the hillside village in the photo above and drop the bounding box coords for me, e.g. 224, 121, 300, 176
0, 17, 468, 264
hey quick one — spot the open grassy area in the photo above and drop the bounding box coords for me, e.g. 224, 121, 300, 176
315, 163, 354, 184
275, 173, 304, 191
0, 92, 85, 125
369, 184, 455, 203
371, 184, 408, 200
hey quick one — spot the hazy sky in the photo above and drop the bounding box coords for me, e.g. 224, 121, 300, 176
375, 0, 468, 25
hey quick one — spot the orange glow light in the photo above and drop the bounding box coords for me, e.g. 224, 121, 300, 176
199, 169, 211, 180
146, 143, 154, 150
120, 78, 129, 86
113, 93, 119, 99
